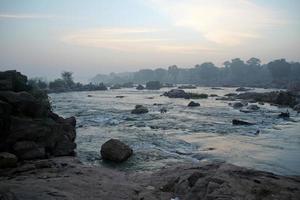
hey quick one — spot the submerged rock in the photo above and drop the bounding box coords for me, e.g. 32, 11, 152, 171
232, 119, 254, 125
0, 152, 18, 168
131, 105, 149, 114
160, 107, 167, 113
100, 139, 133, 162
247, 104, 260, 111
236, 87, 252, 92
188, 101, 200, 107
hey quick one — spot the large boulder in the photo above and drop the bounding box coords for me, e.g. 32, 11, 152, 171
188, 101, 200, 107
163, 89, 190, 99
131, 105, 148, 114
0, 152, 18, 168
0, 91, 49, 118
13, 141, 45, 160
0, 70, 28, 92
0, 70, 77, 162
100, 139, 133, 162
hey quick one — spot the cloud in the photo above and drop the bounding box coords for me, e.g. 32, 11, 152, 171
148, 0, 283, 45
0, 14, 58, 19
62, 27, 217, 54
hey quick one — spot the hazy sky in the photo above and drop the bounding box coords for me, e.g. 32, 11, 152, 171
0, 0, 299, 80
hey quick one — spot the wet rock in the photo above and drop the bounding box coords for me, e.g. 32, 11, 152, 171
87, 95, 93, 97
0, 152, 18, 168
13, 141, 45, 160
236, 87, 252, 92
232, 119, 254, 126
188, 101, 200, 107
136, 84, 144, 90
131, 105, 148, 114
210, 94, 218, 97
160, 107, 167, 113
293, 104, 300, 112
116, 95, 125, 98
163, 89, 190, 99
232, 102, 244, 109
247, 105, 260, 111
100, 139, 133, 162
278, 111, 290, 118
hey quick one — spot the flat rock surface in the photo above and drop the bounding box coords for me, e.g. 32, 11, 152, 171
0, 157, 299, 200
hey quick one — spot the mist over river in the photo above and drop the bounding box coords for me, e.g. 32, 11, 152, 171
49, 87, 300, 175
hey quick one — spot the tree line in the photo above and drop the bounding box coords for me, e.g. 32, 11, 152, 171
92, 58, 300, 89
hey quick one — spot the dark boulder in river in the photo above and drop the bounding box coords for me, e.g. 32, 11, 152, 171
232, 119, 254, 126
188, 101, 200, 107
163, 89, 190, 99
136, 84, 144, 90
100, 139, 133, 162
131, 105, 148, 114
278, 111, 290, 118
0, 70, 76, 163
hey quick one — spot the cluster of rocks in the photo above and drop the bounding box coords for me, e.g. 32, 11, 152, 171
237, 91, 300, 111
0, 70, 76, 168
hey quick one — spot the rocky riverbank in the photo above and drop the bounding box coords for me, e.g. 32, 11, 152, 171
0, 157, 299, 200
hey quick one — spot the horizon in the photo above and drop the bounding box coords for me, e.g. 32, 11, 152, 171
1, 0, 300, 81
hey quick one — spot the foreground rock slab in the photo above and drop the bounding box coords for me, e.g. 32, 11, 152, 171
0, 157, 299, 200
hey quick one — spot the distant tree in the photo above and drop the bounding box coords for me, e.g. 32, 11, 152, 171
28, 78, 48, 89
146, 81, 161, 90
49, 79, 66, 90
267, 59, 291, 84
61, 71, 74, 88
168, 65, 179, 83
246, 57, 261, 66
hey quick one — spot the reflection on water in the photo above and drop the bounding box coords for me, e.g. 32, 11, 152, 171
49, 87, 300, 175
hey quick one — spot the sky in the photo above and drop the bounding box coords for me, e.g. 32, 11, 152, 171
0, 0, 300, 81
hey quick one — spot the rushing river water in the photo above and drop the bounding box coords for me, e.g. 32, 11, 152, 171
49, 87, 300, 175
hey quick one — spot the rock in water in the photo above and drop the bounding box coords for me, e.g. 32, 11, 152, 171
0, 152, 18, 168
247, 104, 260, 110
232, 119, 254, 126
163, 89, 190, 99
232, 102, 244, 109
236, 87, 251, 92
278, 111, 290, 118
100, 139, 133, 162
136, 84, 144, 90
293, 104, 300, 112
188, 101, 200, 107
131, 105, 148, 114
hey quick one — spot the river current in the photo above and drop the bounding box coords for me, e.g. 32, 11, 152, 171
49, 87, 300, 175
